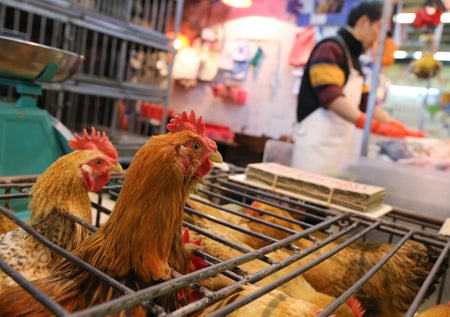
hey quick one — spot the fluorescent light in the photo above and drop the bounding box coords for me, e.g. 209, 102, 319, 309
393, 50, 408, 59
394, 13, 416, 24
412, 51, 423, 59
441, 12, 450, 23
394, 12, 450, 24
389, 85, 440, 96
434, 51, 450, 62
394, 50, 450, 62
221, 0, 252, 8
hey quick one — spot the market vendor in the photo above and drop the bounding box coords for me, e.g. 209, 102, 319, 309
292, 0, 425, 176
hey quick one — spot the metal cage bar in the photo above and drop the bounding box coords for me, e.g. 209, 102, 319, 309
0, 165, 448, 316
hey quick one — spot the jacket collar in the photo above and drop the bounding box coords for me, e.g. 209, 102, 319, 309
337, 26, 364, 57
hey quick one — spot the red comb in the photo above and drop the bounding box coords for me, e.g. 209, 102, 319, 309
167, 110, 217, 150
246, 201, 261, 216
182, 227, 208, 272
346, 297, 366, 317
68, 127, 118, 163
182, 227, 191, 244
179, 228, 208, 303
167, 110, 206, 136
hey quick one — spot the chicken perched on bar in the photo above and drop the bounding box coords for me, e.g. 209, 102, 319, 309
0, 127, 122, 291
185, 198, 365, 317
244, 201, 442, 317
0, 110, 222, 316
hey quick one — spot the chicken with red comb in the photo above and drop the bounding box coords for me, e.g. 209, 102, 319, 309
244, 201, 441, 317
0, 110, 222, 316
69, 127, 119, 165
0, 127, 122, 291
69, 127, 121, 192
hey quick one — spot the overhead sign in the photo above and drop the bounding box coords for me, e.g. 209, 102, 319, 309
286, 0, 358, 26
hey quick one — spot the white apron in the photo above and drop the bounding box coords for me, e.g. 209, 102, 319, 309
292, 40, 364, 176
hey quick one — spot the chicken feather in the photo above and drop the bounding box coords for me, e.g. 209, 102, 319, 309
0, 127, 121, 291
198, 284, 318, 317
184, 200, 363, 317
244, 201, 441, 317
0, 111, 222, 316
0, 211, 18, 235
416, 302, 450, 317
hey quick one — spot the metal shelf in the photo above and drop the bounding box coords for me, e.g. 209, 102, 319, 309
0, 0, 182, 135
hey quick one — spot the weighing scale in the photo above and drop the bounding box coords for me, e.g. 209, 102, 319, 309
0, 35, 84, 176
0, 36, 83, 218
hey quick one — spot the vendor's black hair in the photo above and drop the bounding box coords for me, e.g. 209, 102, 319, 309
347, 0, 383, 26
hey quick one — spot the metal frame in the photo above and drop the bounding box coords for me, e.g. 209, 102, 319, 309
0, 0, 183, 136
0, 166, 448, 316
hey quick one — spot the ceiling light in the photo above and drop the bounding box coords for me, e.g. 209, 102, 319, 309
394, 12, 450, 24
441, 12, 450, 23
221, 0, 252, 8
393, 50, 450, 62
413, 51, 423, 59
394, 13, 416, 23
434, 51, 450, 62
393, 50, 408, 59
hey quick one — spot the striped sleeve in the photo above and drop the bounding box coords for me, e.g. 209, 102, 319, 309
309, 63, 345, 87
359, 82, 369, 111
308, 41, 347, 107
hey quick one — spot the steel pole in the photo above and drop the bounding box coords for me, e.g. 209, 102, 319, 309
360, 0, 392, 156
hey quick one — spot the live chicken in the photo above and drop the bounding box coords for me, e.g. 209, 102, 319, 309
0, 212, 18, 235
0, 127, 122, 291
185, 198, 364, 317
0, 110, 222, 316
244, 201, 440, 317
198, 284, 318, 317
416, 302, 450, 317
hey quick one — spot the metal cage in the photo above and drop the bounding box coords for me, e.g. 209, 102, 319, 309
0, 0, 182, 136
0, 165, 449, 316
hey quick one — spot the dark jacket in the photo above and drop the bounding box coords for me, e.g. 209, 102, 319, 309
296, 27, 367, 123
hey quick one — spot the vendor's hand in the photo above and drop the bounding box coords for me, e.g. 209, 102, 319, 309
405, 129, 426, 137
389, 120, 426, 138
355, 114, 406, 138
376, 122, 407, 138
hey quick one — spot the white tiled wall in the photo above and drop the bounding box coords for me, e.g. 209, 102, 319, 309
170, 16, 304, 139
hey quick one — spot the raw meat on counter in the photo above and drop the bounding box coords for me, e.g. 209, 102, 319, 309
377, 137, 450, 171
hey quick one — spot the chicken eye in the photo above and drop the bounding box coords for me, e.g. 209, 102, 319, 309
192, 142, 201, 151
95, 159, 102, 165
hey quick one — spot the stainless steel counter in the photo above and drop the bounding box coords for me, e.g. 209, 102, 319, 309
342, 157, 450, 221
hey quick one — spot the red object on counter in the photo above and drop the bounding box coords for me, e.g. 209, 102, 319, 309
141, 102, 151, 118
140, 102, 174, 122
118, 102, 129, 130
205, 122, 235, 143
210, 83, 247, 105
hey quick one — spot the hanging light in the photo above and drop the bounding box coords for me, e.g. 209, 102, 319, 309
221, 0, 252, 8
166, 32, 190, 49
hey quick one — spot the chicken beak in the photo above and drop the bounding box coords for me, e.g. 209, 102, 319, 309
210, 151, 223, 164
111, 162, 124, 174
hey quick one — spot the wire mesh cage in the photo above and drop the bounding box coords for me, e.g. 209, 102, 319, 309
0, 165, 449, 317
0, 0, 180, 136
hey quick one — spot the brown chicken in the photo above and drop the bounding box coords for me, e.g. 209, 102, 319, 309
243, 201, 440, 317
0, 127, 122, 291
416, 302, 450, 317
0, 110, 222, 316
0, 212, 18, 234
185, 198, 364, 317
198, 284, 318, 317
